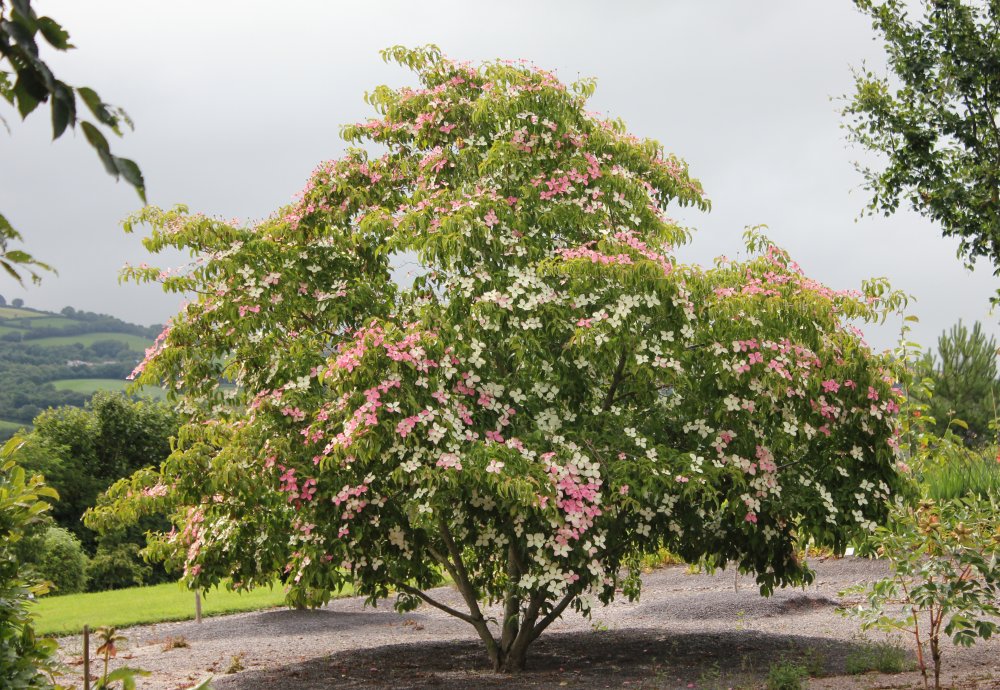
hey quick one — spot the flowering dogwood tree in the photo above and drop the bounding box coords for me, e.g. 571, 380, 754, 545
91, 46, 908, 672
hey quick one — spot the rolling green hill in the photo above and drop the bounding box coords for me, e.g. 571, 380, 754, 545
51, 378, 167, 400
0, 301, 163, 440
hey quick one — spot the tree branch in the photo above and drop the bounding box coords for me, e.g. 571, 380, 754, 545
532, 586, 581, 639
390, 580, 476, 624
601, 348, 629, 412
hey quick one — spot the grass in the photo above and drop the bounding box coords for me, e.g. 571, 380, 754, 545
31, 580, 339, 636
19, 316, 77, 329
922, 449, 1000, 501
50, 378, 166, 400
766, 660, 809, 690
23, 332, 151, 350
0, 419, 29, 434
0, 306, 37, 318
845, 641, 909, 674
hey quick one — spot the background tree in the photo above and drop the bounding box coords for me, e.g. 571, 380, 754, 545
915, 320, 999, 445
14, 392, 178, 590
844, 0, 1000, 289
93, 46, 909, 672
1, 0, 144, 285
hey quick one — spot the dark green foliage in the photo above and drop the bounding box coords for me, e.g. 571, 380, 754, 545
86, 543, 150, 591
916, 321, 999, 445
845, 1, 1000, 292
0, 0, 144, 286
0, 305, 161, 439
766, 660, 809, 690
921, 447, 1000, 500
0, 440, 60, 687
34, 526, 87, 594
15, 391, 178, 553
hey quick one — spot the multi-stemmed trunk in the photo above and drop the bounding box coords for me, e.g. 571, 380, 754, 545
393, 521, 580, 673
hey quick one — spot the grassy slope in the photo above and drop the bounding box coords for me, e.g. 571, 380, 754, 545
17, 316, 80, 329
0, 419, 28, 434
0, 307, 37, 318
24, 332, 151, 350
32, 581, 328, 636
50, 378, 166, 400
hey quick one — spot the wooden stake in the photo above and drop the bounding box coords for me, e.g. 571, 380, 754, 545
82, 624, 90, 690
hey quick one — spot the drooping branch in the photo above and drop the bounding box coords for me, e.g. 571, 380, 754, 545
389, 580, 477, 624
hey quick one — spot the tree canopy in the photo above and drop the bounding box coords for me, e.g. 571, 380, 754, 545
845, 0, 1000, 288
93, 46, 909, 672
0, 0, 144, 285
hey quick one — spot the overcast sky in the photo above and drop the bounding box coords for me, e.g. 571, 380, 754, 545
2, 1, 996, 352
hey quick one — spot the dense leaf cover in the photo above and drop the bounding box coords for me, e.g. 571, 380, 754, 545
95, 47, 909, 670
0, 442, 60, 688
845, 0, 1000, 289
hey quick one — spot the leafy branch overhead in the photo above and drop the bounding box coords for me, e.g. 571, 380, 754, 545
0, 0, 144, 285
845, 0, 1000, 283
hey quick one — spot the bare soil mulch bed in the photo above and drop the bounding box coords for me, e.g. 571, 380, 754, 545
56, 558, 1000, 689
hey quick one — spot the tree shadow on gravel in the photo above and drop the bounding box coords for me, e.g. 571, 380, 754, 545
212, 628, 876, 689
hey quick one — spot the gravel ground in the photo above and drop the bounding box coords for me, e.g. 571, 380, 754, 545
56, 557, 1000, 689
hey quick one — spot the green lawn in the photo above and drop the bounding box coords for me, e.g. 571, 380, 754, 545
24, 332, 152, 350
31, 580, 324, 636
50, 378, 166, 400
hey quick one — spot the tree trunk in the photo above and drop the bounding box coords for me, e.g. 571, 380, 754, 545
931, 636, 941, 690
499, 646, 528, 673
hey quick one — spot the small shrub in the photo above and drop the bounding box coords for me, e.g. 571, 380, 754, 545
36, 526, 88, 594
161, 636, 189, 651
845, 641, 909, 674
87, 543, 151, 591
225, 653, 245, 674
639, 547, 683, 572
766, 661, 808, 690
799, 647, 825, 676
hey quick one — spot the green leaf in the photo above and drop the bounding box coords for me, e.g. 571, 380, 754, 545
10, 0, 34, 21
80, 120, 118, 176
35, 16, 71, 50
76, 86, 118, 128
2, 17, 38, 54
12, 74, 41, 118
50, 81, 75, 139
114, 156, 146, 202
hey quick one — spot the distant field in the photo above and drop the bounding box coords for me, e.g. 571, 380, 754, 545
0, 325, 22, 336
0, 306, 37, 319
0, 419, 28, 435
24, 332, 151, 350
31, 580, 346, 636
50, 378, 166, 400
19, 316, 77, 329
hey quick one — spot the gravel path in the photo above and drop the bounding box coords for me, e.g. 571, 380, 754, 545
56, 558, 1000, 689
